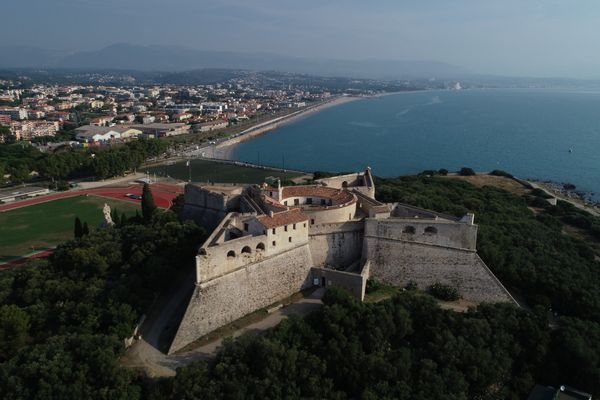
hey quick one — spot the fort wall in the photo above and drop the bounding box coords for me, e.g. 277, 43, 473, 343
308, 221, 364, 267
170, 244, 314, 354
364, 218, 477, 251
364, 237, 514, 303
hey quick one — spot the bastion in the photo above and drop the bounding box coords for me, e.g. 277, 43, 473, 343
169, 168, 515, 354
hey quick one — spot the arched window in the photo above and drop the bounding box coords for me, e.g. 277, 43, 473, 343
241, 246, 251, 254
227, 250, 236, 258
424, 226, 438, 234
256, 243, 265, 252
403, 226, 416, 234
342, 181, 348, 188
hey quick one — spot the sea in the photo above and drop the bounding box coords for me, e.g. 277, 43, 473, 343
230, 89, 600, 200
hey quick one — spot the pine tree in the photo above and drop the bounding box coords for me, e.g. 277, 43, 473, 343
141, 183, 157, 221
74, 217, 83, 238
82, 222, 90, 236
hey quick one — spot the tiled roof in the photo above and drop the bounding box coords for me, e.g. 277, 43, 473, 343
282, 185, 355, 205
256, 209, 308, 228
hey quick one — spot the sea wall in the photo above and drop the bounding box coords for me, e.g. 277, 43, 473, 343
364, 237, 514, 303
169, 244, 314, 354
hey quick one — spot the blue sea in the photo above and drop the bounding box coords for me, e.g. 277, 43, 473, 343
231, 89, 600, 199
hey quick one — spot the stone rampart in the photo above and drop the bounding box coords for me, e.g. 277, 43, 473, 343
365, 218, 477, 251
311, 266, 367, 300
169, 244, 314, 354
309, 221, 364, 268
364, 237, 514, 303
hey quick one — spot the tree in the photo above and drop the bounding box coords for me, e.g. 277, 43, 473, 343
0, 305, 29, 362
74, 217, 83, 238
82, 222, 90, 236
458, 167, 476, 176
141, 183, 157, 221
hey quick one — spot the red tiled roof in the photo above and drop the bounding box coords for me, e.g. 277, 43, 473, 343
256, 209, 308, 228
281, 185, 355, 205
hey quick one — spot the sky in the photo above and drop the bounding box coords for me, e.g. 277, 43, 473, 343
3, 0, 600, 78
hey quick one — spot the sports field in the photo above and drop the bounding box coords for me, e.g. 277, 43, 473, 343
0, 195, 139, 262
146, 159, 307, 184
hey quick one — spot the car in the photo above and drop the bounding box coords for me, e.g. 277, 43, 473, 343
125, 193, 142, 200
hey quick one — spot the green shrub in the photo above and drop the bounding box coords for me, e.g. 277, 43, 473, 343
428, 282, 461, 301
490, 169, 513, 178
458, 167, 476, 176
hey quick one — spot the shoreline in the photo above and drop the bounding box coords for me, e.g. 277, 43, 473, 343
211, 95, 362, 159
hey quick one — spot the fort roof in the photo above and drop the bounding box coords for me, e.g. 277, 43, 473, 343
256, 209, 308, 228
281, 185, 355, 204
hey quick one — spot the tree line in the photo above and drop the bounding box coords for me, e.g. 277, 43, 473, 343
0, 138, 168, 185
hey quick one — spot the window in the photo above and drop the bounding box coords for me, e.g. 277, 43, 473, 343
284, 201, 288, 206
321, 199, 326, 205
227, 250, 236, 258
311, 219, 315, 225
306, 198, 313, 205
272, 240, 276, 246
284, 225, 288, 232
269, 191, 273, 196
272, 228, 276, 234
256, 243, 265, 251
243, 223, 249, 231
293, 223, 296, 230
241, 246, 251, 254
304, 223, 307, 228
403, 226, 416, 234
294, 198, 299, 205
288, 236, 292, 243
425, 226, 438, 235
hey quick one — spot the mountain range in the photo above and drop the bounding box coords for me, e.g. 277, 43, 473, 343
0, 43, 469, 79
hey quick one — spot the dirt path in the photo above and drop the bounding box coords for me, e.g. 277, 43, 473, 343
122, 288, 325, 377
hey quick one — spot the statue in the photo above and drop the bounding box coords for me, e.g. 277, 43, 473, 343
102, 203, 115, 227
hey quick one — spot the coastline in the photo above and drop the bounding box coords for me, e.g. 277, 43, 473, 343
211, 95, 362, 160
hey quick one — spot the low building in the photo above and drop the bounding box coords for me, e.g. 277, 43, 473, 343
201, 102, 228, 114
74, 125, 142, 143
195, 120, 228, 132
0, 186, 50, 203
130, 122, 190, 137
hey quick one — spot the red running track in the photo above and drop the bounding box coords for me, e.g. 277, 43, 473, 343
0, 182, 183, 212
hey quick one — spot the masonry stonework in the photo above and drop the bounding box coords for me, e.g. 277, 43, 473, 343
169, 244, 314, 354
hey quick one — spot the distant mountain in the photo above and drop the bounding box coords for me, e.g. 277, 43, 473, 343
0, 43, 469, 79
0, 46, 68, 68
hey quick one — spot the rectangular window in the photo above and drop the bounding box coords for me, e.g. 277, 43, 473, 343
284, 225, 288, 232
288, 237, 292, 243
311, 219, 315, 225
272, 228, 276, 234
321, 199, 326, 205
303, 223, 307, 228
272, 240, 276, 246
294, 198, 299, 205
284, 201, 288, 206
293, 223, 296, 230
243, 223, 249, 231
306, 198, 313, 205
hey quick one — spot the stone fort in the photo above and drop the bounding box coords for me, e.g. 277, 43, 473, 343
169, 168, 515, 353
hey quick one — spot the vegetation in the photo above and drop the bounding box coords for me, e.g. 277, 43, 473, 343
2, 173, 600, 397
0, 209, 206, 399
428, 282, 461, 301
0, 138, 168, 184
458, 167, 476, 176
141, 183, 157, 221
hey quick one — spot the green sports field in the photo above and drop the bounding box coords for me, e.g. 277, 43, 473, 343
0, 195, 139, 262
146, 159, 307, 184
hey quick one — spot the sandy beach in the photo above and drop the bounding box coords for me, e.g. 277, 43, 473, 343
210, 95, 362, 159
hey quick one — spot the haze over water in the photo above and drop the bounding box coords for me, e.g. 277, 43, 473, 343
232, 89, 600, 198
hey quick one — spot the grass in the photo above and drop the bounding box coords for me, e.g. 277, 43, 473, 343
146, 159, 306, 184
0, 195, 139, 262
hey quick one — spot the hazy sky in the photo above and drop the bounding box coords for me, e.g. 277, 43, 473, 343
3, 0, 600, 78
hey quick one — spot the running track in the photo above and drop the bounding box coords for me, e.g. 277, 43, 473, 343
0, 182, 183, 212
